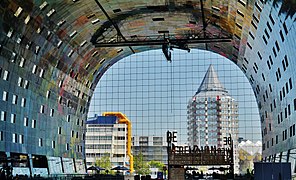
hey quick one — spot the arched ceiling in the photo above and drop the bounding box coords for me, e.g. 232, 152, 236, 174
1, 0, 259, 94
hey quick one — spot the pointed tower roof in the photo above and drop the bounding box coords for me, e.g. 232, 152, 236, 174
196, 65, 228, 94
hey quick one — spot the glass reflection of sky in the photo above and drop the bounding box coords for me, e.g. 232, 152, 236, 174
89, 49, 261, 144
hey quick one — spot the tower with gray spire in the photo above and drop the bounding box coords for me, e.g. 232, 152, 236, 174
187, 65, 239, 172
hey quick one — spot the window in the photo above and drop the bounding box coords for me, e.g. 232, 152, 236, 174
273, 47, 277, 57
71, 130, 74, 137
283, 22, 288, 35
52, 141, 55, 149
11, 114, 16, 123
12, 94, 18, 104
24, 117, 28, 126
1, 111, 6, 121
14, 7, 23, 17
24, 80, 29, 89
32, 65, 37, 74
0, 131, 3, 141
12, 133, 17, 143
32, 119, 36, 128
58, 127, 62, 134
19, 134, 23, 144
269, 14, 275, 25
21, 98, 26, 107
50, 109, 54, 117
67, 115, 70, 122
40, 105, 44, 113
46, 91, 50, 98
3, 70, 9, 81
18, 77, 23, 87
279, 30, 284, 42
39, 69, 44, 78
276, 135, 278, 144
275, 41, 280, 52
19, 57, 25, 67
39, 138, 43, 147
66, 143, 69, 150
289, 78, 292, 89
2, 91, 8, 101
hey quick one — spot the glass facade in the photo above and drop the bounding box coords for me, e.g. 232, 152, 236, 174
0, 0, 295, 176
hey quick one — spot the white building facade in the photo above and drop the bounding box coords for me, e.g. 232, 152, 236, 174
187, 65, 239, 173
85, 115, 128, 167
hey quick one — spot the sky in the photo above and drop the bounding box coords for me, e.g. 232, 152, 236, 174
88, 49, 261, 144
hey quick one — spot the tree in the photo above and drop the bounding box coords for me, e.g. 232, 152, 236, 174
148, 160, 165, 172
133, 152, 151, 175
95, 153, 112, 174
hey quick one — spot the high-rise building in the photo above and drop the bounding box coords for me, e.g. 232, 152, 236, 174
85, 115, 128, 167
132, 136, 167, 165
187, 65, 239, 172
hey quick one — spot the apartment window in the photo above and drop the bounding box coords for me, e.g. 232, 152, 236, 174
0, 131, 3, 141
283, 22, 288, 35
273, 47, 277, 57
21, 98, 26, 107
262, 35, 268, 45
58, 127, 62, 134
293, 124, 296, 136
24, 117, 28, 126
288, 104, 291, 115
50, 109, 54, 117
19, 134, 23, 144
52, 141, 55, 149
24, 80, 29, 89
76, 119, 80, 126
290, 126, 293, 137
1, 111, 6, 121
71, 130, 74, 137
294, 99, 296, 111
67, 115, 70, 122
12, 133, 17, 143
269, 84, 272, 92
19, 57, 25, 67
76, 132, 79, 138
39, 69, 44, 78
58, 96, 62, 104
276, 135, 278, 144
12, 94, 18, 104
40, 105, 44, 113
66, 143, 69, 151
46, 91, 50, 98
269, 14, 275, 25
32, 65, 37, 74
39, 138, 43, 147
289, 78, 292, 89
3, 70, 9, 81
279, 30, 285, 42
11, 114, 16, 123
32, 119, 36, 128
2, 91, 8, 101
275, 41, 280, 52
18, 77, 23, 87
